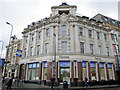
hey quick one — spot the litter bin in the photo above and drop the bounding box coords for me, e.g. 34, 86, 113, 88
63, 81, 68, 88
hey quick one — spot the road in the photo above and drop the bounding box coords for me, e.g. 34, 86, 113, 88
1, 87, 120, 90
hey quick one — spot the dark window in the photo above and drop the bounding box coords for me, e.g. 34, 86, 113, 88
88, 30, 92, 38
80, 42, 84, 54
59, 10, 69, 15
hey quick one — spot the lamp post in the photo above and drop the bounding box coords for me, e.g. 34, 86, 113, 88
0, 41, 4, 58
3, 22, 13, 80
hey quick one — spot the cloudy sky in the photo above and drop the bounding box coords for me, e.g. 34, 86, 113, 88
0, 0, 120, 58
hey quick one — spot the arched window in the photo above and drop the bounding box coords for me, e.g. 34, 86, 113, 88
61, 25, 67, 35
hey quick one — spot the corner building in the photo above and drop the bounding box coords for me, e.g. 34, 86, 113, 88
19, 3, 116, 85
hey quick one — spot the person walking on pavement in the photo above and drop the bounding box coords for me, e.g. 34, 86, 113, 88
84, 76, 89, 87
6, 76, 13, 90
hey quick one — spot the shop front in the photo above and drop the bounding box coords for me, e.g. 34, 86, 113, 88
59, 61, 70, 84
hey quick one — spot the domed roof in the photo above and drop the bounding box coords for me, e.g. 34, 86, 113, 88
59, 2, 69, 6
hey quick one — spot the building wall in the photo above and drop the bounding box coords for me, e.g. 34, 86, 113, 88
19, 4, 116, 84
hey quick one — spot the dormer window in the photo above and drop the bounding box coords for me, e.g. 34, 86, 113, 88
112, 20, 116, 24
59, 10, 69, 15
104, 17, 108, 22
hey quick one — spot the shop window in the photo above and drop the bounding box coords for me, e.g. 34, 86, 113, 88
74, 61, 77, 78
99, 62, 105, 80
28, 63, 39, 80
43, 62, 47, 80
82, 61, 87, 80
90, 62, 96, 80
59, 61, 70, 83
107, 63, 113, 80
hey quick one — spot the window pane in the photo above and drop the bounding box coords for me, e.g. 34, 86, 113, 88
88, 30, 92, 38
45, 43, 49, 54
46, 29, 50, 37
37, 45, 40, 55
80, 42, 84, 53
90, 44, 94, 54
61, 42, 67, 53
37, 63, 39, 68
104, 34, 107, 41
98, 45, 102, 56
62, 25, 67, 35
33, 63, 36, 68
79, 27, 83, 36
39, 31, 41, 39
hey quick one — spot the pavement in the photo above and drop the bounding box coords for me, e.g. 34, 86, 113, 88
1, 83, 120, 90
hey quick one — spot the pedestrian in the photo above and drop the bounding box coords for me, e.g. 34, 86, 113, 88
84, 76, 89, 87
6, 76, 13, 90
50, 77, 54, 89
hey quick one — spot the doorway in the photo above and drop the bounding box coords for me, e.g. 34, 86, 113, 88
60, 68, 70, 83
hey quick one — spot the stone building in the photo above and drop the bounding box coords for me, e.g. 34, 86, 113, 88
5, 36, 22, 78
18, 3, 116, 85
93, 14, 120, 70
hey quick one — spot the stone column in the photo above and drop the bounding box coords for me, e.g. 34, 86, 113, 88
55, 26, 59, 54
78, 62, 82, 82
112, 64, 117, 80
21, 35, 25, 57
46, 62, 52, 82
105, 63, 109, 81
84, 28, 90, 54
101, 32, 107, 56
70, 25, 75, 53
71, 61, 74, 82
74, 25, 80, 53
97, 63, 101, 81
39, 62, 42, 82
27, 33, 31, 57
41, 28, 45, 55
50, 26, 54, 54
55, 62, 58, 82
94, 30, 99, 55
33, 30, 37, 56
88, 62, 91, 81
23, 64, 27, 81
108, 33, 114, 57
18, 64, 21, 80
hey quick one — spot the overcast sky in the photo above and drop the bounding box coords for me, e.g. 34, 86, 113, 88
0, 0, 120, 58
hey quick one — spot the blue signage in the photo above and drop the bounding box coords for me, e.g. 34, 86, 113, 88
28, 64, 32, 68
90, 62, 96, 68
44, 62, 47, 68
74, 61, 76, 67
59, 61, 70, 67
82, 61, 86, 68
107, 63, 112, 68
0, 59, 5, 66
99, 62, 104, 68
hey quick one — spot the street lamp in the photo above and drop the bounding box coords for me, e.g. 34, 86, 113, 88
3, 22, 13, 80
53, 33, 56, 76
0, 41, 4, 58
